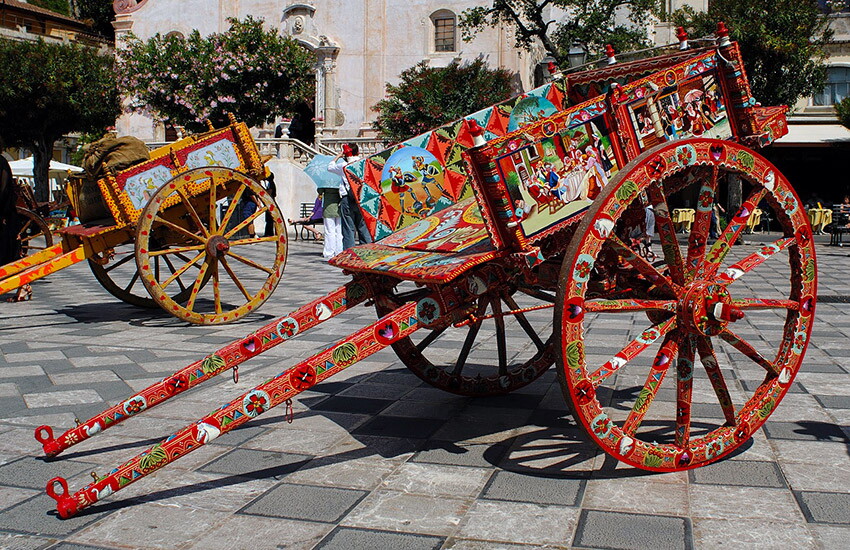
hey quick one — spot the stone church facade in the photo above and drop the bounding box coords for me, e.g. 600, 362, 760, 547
113, 0, 534, 141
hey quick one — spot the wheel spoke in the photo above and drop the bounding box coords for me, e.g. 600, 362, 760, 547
176, 186, 209, 238
212, 261, 222, 314
719, 328, 780, 376
502, 294, 545, 351
647, 181, 686, 285
224, 206, 268, 239
695, 336, 736, 426
731, 298, 799, 311
219, 256, 252, 301
675, 334, 696, 447
516, 285, 556, 303
226, 250, 274, 274
585, 299, 677, 314
228, 235, 278, 246
104, 253, 134, 273
161, 254, 188, 293
220, 186, 247, 230
208, 174, 218, 234
622, 333, 679, 435
153, 215, 206, 244
715, 237, 795, 284
416, 326, 447, 352
452, 298, 488, 376
685, 166, 719, 280
160, 251, 204, 290
123, 270, 140, 293
185, 260, 211, 311
148, 244, 206, 257
700, 188, 767, 279
589, 317, 677, 386
493, 299, 508, 376
608, 234, 680, 294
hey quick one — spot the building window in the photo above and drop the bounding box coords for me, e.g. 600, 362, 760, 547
432, 10, 456, 52
813, 66, 850, 106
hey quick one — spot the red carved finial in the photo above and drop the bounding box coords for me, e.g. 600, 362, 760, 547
605, 44, 617, 65
716, 21, 731, 47
676, 27, 689, 50
547, 61, 558, 75
465, 118, 486, 146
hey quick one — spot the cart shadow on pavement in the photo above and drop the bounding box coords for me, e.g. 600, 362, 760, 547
49, 366, 765, 519
51, 301, 276, 327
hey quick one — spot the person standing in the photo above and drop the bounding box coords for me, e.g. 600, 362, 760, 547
318, 184, 342, 260
263, 172, 277, 237
0, 157, 31, 302
328, 143, 372, 250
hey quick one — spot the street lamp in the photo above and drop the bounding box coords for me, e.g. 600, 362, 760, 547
567, 42, 587, 68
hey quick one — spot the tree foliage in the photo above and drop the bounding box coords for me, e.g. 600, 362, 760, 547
372, 59, 516, 144
459, 0, 657, 62
0, 38, 120, 201
28, 0, 70, 16
672, 0, 832, 108
835, 96, 850, 129
74, 0, 116, 39
117, 17, 315, 133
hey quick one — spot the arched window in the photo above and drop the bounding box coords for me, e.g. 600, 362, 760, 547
813, 66, 850, 106
165, 31, 185, 40
431, 10, 456, 53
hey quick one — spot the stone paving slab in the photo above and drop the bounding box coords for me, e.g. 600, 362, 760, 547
0, 238, 847, 549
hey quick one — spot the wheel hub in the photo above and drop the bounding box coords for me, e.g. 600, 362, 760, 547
677, 281, 742, 336
206, 235, 230, 258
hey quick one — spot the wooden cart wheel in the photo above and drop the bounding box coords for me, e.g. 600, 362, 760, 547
135, 167, 287, 325
16, 206, 53, 256
89, 243, 198, 308
377, 283, 555, 396
556, 138, 816, 471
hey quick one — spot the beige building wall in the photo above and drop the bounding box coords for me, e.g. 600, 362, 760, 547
114, 0, 532, 141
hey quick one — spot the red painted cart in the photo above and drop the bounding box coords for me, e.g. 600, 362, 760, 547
37, 29, 815, 518
0, 118, 287, 324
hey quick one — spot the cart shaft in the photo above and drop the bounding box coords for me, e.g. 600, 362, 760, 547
46, 300, 420, 518
35, 281, 368, 457
0, 245, 85, 294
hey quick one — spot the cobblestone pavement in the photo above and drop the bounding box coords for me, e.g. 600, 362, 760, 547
0, 235, 847, 550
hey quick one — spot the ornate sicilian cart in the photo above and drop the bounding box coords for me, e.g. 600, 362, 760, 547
38, 29, 815, 518
0, 118, 286, 324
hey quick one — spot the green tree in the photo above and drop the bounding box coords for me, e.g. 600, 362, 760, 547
672, 0, 832, 107
836, 96, 850, 129
372, 59, 516, 143
73, 0, 116, 39
459, 1, 657, 63
0, 38, 120, 201
118, 17, 315, 133
29, 0, 70, 16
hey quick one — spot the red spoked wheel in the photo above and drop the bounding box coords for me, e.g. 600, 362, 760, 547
376, 279, 555, 397
556, 138, 816, 471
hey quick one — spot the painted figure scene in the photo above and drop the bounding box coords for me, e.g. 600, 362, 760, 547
498, 115, 619, 237
628, 73, 732, 152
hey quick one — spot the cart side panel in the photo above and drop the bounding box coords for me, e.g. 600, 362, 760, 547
343, 79, 570, 242
98, 124, 260, 225
609, 50, 735, 160
465, 98, 622, 250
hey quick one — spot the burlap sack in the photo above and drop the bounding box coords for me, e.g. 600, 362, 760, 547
82, 135, 150, 179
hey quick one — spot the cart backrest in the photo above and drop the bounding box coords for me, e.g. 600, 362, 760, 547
343, 79, 571, 242
91, 122, 263, 226
464, 44, 787, 254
